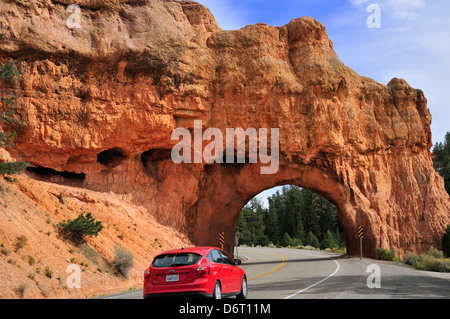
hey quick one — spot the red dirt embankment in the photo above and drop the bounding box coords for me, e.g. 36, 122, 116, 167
0, 174, 191, 299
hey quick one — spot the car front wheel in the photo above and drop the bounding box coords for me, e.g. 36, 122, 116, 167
236, 276, 248, 299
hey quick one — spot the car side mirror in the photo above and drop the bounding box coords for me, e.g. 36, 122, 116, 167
234, 258, 242, 265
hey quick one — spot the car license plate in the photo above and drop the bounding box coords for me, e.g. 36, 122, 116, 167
166, 274, 179, 282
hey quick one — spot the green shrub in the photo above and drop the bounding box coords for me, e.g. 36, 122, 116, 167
416, 254, 439, 271
15, 235, 28, 252
58, 212, 103, 244
436, 258, 450, 272
17, 283, 27, 298
1, 245, 10, 256
28, 256, 35, 266
0, 161, 29, 176
403, 252, 420, 266
427, 247, 444, 259
0, 61, 20, 80
0, 62, 28, 176
377, 248, 399, 262
45, 266, 52, 279
113, 246, 134, 277
403, 248, 450, 272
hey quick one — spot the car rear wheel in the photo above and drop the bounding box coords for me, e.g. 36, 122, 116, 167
236, 276, 248, 299
213, 281, 222, 299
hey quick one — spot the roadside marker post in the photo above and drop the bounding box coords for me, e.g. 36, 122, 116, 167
219, 232, 225, 250
358, 225, 364, 260
235, 233, 239, 260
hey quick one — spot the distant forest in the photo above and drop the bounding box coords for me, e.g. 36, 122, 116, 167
433, 132, 450, 195
237, 185, 345, 250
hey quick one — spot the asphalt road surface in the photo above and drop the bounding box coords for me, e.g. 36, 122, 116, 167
104, 247, 450, 299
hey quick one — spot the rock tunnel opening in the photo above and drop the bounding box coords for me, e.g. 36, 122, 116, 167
26, 166, 86, 186
189, 163, 377, 259
235, 185, 346, 252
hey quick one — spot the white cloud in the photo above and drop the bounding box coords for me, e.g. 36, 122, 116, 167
350, 0, 426, 19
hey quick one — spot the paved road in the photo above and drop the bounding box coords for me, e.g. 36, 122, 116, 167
104, 247, 450, 299
238, 247, 450, 299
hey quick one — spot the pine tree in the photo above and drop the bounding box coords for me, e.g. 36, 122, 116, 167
281, 232, 293, 247
58, 212, 103, 244
237, 198, 266, 246
320, 230, 338, 250
240, 185, 345, 249
433, 132, 450, 195
300, 189, 319, 237
304, 231, 320, 248
442, 225, 450, 258
316, 195, 338, 241
264, 203, 279, 243
294, 218, 306, 243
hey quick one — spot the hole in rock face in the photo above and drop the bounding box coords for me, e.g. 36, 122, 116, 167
141, 149, 172, 168
220, 150, 249, 173
97, 148, 127, 168
26, 166, 85, 186
140, 149, 172, 178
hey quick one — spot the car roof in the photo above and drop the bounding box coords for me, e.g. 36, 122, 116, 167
155, 247, 218, 257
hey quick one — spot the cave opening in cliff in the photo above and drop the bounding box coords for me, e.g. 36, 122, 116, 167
97, 147, 128, 168
26, 166, 86, 186
141, 148, 173, 179
235, 185, 346, 252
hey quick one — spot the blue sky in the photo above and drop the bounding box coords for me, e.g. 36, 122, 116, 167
196, 0, 450, 206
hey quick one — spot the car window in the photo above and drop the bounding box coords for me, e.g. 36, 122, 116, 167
218, 250, 234, 265
152, 253, 201, 268
207, 249, 222, 264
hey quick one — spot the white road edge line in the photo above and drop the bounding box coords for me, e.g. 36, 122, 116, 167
283, 251, 341, 299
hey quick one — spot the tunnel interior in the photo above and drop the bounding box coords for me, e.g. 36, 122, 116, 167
235, 185, 346, 251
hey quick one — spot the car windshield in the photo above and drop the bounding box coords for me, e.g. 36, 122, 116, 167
152, 253, 202, 268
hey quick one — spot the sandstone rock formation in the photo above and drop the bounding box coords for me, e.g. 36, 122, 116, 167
1, 0, 449, 259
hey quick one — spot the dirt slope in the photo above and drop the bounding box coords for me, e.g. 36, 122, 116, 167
0, 174, 191, 299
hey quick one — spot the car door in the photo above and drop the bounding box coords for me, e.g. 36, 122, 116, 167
207, 249, 231, 293
207, 249, 226, 283
218, 250, 240, 293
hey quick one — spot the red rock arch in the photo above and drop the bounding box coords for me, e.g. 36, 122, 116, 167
2, 1, 448, 259
188, 162, 373, 258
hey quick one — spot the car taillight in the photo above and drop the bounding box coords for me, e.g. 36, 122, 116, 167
144, 269, 151, 278
196, 263, 209, 275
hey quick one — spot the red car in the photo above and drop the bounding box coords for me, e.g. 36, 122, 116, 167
143, 247, 247, 299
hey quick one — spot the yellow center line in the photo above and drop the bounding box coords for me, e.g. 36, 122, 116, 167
248, 252, 288, 281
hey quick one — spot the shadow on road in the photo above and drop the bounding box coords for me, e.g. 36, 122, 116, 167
241, 254, 347, 266
248, 272, 450, 299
